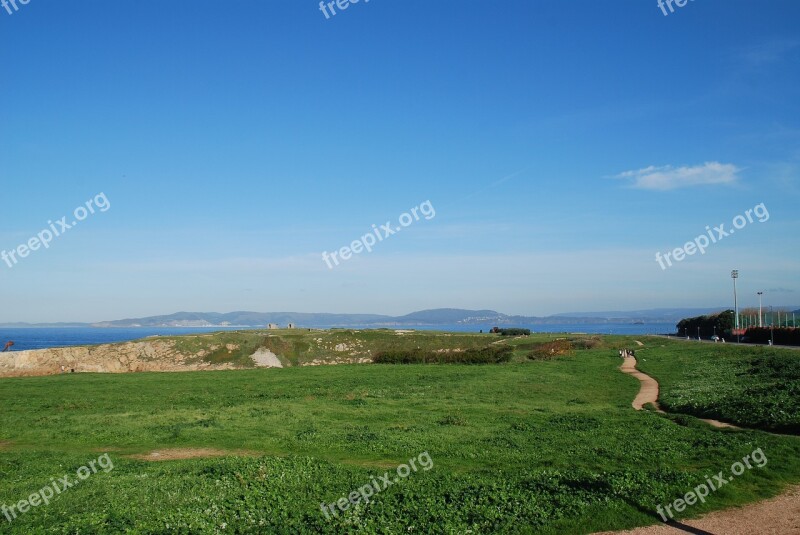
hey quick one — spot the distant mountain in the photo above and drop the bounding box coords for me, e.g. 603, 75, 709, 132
5, 307, 797, 329
393, 309, 504, 324
89, 311, 392, 328
554, 308, 732, 321
91, 309, 677, 327
88, 309, 619, 328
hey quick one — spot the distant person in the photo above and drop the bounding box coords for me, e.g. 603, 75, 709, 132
2, 341, 13, 352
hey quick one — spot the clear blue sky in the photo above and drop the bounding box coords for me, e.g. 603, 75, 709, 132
1, 0, 799, 322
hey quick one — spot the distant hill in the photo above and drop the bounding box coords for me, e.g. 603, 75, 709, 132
85, 309, 637, 328
393, 309, 504, 324
90, 311, 392, 328
554, 308, 732, 321
5, 306, 798, 328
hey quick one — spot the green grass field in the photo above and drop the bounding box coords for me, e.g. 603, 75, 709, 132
0, 332, 798, 533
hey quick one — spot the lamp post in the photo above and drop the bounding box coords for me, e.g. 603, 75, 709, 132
731, 270, 739, 342
770, 306, 774, 346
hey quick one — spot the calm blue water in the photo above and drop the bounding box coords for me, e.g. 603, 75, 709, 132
0, 323, 677, 351
408, 323, 677, 335
0, 327, 243, 351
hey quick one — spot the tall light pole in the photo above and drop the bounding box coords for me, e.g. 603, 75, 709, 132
770, 305, 774, 346
731, 270, 739, 342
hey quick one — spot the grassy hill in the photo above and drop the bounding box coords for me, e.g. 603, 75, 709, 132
0, 333, 798, 533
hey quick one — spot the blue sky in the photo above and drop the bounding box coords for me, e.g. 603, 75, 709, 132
1, 0, 799, 322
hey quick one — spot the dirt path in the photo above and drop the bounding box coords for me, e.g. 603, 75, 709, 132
611, 352, 797, 533
127, 448, 259, 461
620, 357, 663, 411
618, 356, 737, 429
594, 485, 800, 534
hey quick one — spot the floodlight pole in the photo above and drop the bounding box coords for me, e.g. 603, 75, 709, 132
770, 306, 774, 346
757, 291, 763, 328
731, 270, 739, 343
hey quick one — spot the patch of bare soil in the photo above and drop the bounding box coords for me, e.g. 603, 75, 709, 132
620, 357, 663, 411
594, 485, 800, 535
127, 448, 259, 461
250, 348, 283, 368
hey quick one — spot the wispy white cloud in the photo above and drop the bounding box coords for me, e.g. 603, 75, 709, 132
613, 162, 740, 191
738, 38, 800, 66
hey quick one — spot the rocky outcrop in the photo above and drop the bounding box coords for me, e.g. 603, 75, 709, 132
249, 348, 283, 368
0, 339, 242, 377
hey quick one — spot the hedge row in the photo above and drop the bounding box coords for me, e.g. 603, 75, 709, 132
743, 327, 800, 346
373, 345, 513, 364
498, 328, 531, 336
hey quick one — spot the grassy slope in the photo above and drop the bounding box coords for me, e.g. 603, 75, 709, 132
635, 337, 800, 433
0, 334, 797, 533
159, 329, 508, 367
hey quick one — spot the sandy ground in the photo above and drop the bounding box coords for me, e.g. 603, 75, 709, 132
594, 485, 800, 534
250, 348, 283, 368
620, 357, 662, 411
127, 448, 259, 461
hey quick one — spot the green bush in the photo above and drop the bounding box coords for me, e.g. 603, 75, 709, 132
373, 345, 513, 364
744, 327, 800, 346
527, 340, 572, 360
497, 328, 531, 336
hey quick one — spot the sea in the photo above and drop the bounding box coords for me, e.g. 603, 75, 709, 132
0, 323, 678, 351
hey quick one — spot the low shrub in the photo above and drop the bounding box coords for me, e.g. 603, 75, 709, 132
373, 345, 513, 364
569, 336, 605, 350
491, 328, 531, 336
527, 340, 573, 360
743, 327, 800, 346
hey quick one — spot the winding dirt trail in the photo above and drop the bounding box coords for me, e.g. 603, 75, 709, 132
608, 352, 799, 534
618, 356, 737, 429
620, 357, 664, 412
594, 484, 800, 534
